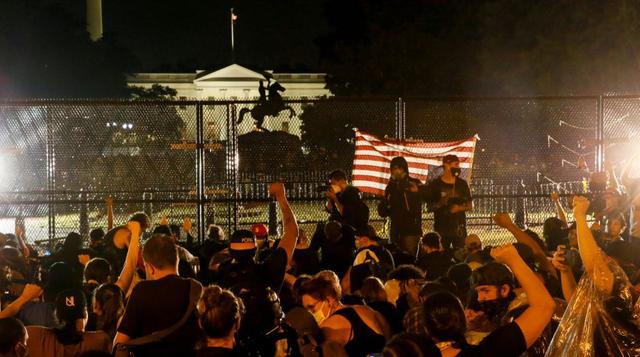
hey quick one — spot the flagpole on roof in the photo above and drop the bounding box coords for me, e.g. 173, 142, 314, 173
230, 8, 236, 63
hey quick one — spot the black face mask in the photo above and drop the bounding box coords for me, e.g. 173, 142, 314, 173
450, 167, 462, 177
478, 297, 511, 321
230, 248, 257, 262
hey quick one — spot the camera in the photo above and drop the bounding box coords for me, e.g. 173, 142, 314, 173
315, 184, 342, 194
563, 248, 581, 268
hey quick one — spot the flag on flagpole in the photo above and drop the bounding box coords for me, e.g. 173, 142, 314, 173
352, 130, 479, 196
231, 8, 238, 21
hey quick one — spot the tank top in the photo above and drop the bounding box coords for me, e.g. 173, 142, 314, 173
332, 307, 385, 357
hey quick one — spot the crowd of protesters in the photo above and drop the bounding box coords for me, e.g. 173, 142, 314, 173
0, 153, 640, 357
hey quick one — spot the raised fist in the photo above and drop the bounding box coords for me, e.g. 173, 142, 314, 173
572, 196, 590, 218
493, 213, 514, 228
490, 244, 519, 265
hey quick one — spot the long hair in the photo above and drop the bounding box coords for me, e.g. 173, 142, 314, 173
93, 284, 124, 337
53, 289, 87, 345
422, 291, 467, 347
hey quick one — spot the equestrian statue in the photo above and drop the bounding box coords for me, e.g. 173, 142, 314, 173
238, 80, 296, 131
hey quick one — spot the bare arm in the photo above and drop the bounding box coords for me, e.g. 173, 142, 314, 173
14, 223, 30, 260
605, 161, 620, 191
115, 221, 141, 294
572, 196, 614, 295
492, 245, 555, 349
0, 284, 42, 318
113, 332, 131, 347
270, 183, 298, 264
493, 213, 558, 280
550, 192, 568, 227
106, 196, 114, 231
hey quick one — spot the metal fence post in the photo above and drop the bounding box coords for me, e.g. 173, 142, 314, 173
225, 103, 239, 233
595, 95, 604, 172
396, 97, 406, 140
196, 102, 206, 243
79, 190, 89, 239
45, 104, 56, 241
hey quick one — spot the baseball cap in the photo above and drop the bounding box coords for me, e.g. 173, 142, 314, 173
442, 154, 460, 165
230, 229, 256, 244
55, 289, 87, 321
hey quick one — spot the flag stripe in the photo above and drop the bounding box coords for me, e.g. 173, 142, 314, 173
353, 155, 473, 169
352, 131, 478, 196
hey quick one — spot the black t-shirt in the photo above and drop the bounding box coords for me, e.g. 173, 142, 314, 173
218, 247, 288, 293
425, 177, 472, 239
310, 223, 356, 278
196, 347, 243, 357
457, 322, 527, 356
117, 275, 203, 356
329, 185, 369, 231
291, 247, 321, 276
367, 301, 402, 334
415, 251, 454, 281
102, 226, 129, 276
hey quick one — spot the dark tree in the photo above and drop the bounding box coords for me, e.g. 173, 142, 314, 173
0, 0, 136, 98
318, 0, 640, 96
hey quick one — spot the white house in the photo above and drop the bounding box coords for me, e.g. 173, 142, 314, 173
127, 64, 331, 138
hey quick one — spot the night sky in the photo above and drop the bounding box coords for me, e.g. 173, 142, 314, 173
103, 0, 329, 72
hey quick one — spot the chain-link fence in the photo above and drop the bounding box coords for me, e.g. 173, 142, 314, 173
0, 96, 625, 250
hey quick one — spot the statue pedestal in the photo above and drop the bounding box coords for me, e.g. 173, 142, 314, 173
237, 131, 303, 173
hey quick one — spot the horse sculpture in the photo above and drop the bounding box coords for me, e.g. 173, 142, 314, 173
238, 80, 296, 131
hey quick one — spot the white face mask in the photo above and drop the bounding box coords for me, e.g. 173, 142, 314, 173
311, 301, 327, 324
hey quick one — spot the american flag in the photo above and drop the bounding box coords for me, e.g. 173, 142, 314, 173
352, 130, 479, 196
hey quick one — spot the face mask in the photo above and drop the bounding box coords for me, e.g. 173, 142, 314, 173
450, 167, 462, 177
391, 169, 407, 180
311, 301, 327, 324
478, 298, 510, 322
230, 248, 256, 262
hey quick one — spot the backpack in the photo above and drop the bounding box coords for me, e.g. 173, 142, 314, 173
350, 249, 385, 292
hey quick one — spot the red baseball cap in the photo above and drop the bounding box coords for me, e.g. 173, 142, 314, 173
251, 224, 269, 238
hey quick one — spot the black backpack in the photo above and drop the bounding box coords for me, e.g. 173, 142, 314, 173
350, 249, 385, 292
